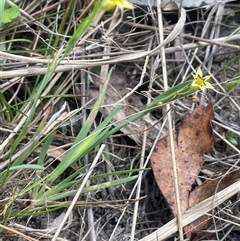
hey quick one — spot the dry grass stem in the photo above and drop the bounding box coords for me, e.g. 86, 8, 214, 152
139, 180, 240, 241
1, 1, 240, 240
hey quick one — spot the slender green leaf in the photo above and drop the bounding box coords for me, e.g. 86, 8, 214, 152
36, 164, 90, 200
8, 164, 44, 171
64, 0, 101, 55
82, 175, 138, 193
226, 79, 240, 92
32, 132, 55, 198
46, 70, 121, 184
38, 175, 138, 203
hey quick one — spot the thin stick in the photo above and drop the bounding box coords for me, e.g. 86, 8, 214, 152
0, 223, 39, 241
139, 180, 240, 241
2, 35, 240, 79
51, 144, 106, 241
156, 1, 184, 240
109, 118, 168, 241
130, 131, 147, 241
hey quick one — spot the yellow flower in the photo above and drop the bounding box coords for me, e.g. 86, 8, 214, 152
101, 0, 134, 11
191, 67, 214, 91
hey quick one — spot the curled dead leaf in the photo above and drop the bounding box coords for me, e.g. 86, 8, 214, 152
151, 102, 214, 216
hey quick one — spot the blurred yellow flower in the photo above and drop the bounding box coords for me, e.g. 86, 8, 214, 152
101, 0, 134, 11
191, 67, 214, 91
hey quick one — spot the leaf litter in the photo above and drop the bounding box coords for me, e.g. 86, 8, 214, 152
1, 1, 240, 240
88, 70, 167, 147
185, 168, 240, 240
151, 102, 214, 216
151, 101, 240, 239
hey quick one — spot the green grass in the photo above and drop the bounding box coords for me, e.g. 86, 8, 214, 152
1, 1, 231, 239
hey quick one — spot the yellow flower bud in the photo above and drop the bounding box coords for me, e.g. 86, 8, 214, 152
101, 0, 134, 11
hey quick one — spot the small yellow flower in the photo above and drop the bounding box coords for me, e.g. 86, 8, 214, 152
101, 0, 134, 11
191, 67, 214, 91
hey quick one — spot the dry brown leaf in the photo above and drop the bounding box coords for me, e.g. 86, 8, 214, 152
88, 71, 167, 148
185, 168, 240, 240
151, 103, 214, 216
47, 145, 66, 161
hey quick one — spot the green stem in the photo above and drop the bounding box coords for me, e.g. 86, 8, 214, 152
64, 0, 101, 56
46, 68, 113, 184
52, 0, 74, 52
107, 80, 195, 137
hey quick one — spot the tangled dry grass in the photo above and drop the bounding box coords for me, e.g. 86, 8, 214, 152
0, 0, 240, 240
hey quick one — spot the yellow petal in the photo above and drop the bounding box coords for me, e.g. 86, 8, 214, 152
101, 0, 134, 11
101, 0, 116, 10
190, 81, 200, 90
204, 82, 214, 89
192, 73, 197, 79
195, 67, 203, 78
118, 0, 134, 8
203, 75, 212, 82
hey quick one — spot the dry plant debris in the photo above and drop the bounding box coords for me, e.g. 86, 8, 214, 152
1, 0, 240, 240
185, 168, 240, 240
88, 70, 167, 147
151, 100, 240, 240
151, 102, 214, 216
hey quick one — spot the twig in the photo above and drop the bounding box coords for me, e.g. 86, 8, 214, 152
213, 130, 240, 155
139, 180, 240, 241
184, 34, 240, 50
51, 144, 106, 241
130, 131, 147, 241
156, 1, 184, 240
2, 34, 240, 79
109, 117, 168, 241
0, 223, 39, 241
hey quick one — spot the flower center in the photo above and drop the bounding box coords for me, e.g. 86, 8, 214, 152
195, 76, 204, 86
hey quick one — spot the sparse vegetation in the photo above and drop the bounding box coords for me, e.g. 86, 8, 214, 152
0, 0, 240, 240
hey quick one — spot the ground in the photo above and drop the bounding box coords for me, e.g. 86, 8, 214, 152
0, 1, 240, 241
